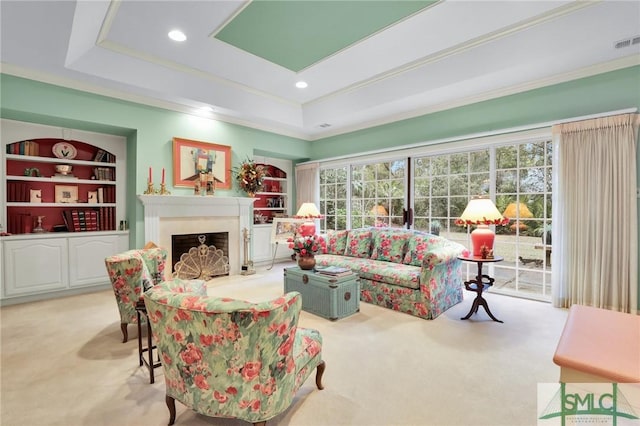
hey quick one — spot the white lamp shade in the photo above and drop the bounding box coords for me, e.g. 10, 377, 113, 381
459, 197, 504, 225
296, 202, 321, 218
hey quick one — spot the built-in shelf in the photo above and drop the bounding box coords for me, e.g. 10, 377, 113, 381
1, 118, 128, 304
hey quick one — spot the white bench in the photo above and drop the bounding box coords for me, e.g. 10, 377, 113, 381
553, 304, 640, 383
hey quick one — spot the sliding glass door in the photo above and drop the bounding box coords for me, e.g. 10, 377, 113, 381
318, 134, 553, 301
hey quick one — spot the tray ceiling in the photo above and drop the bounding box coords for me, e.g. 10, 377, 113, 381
1, 0, 639, 140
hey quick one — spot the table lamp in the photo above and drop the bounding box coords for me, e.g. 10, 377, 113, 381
457, 196, 509, 257
370, 204, 389, 226
295, 202, 322, 236
502, 202, 533, 232
370, 205, 388, 216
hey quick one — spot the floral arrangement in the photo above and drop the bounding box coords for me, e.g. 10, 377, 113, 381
287, 234, 327, 257
233, 158, 266, 195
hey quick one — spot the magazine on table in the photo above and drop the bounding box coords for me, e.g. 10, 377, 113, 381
316, 266, 353, 277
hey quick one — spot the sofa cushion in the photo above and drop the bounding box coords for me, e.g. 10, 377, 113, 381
403, 233, 444, 266
316, 254, 421, 290
344, 229, 373, 258
323, 230, 349, 255
370, 229, 411, 264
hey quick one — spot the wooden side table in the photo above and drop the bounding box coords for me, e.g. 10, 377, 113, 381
458, 256, 504, 323
135, 300, 161, 383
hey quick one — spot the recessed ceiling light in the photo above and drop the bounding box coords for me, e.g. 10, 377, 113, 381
295, 81, 308, 89
168, 30, 186, 42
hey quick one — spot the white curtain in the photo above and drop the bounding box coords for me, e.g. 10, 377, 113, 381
552, 113, 639, 313
295, 162, 319, 212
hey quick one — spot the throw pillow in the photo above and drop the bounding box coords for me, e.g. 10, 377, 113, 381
403, 233, 435, 266
324, 230, 349, 255
344, 229, 373, 258
371, 230, 410, 263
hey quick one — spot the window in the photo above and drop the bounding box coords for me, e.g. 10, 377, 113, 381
413, 149, 490, 247
492, 140, 553, 300
319, 132, 553, 301
351, 160, 406, 229
319, 167, 348, 231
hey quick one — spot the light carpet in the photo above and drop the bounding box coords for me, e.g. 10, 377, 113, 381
0, 262, 569, 426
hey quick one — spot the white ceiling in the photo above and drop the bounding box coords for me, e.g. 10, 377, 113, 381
1, 1, 639, 140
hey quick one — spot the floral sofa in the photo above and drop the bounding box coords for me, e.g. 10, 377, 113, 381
144, 278, 325, 426
316, 227, 467, 319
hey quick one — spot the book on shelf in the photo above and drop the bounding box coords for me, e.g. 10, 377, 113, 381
6, 141, 39, 156
93, 149, 106, 162
7, 212, 32, 234
77, 210, 87, 231
93, 167, 114, 181
7, 182, 29, 202
88, 210, 98, 231
315, 266, 353, 277
62, 211, 73, 232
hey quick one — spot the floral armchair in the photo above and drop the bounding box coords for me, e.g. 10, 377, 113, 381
143, 278, 325, 426
104, 247, 168, 343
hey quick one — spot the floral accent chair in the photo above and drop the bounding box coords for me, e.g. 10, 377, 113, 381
104, 247, 168, 343
144, 279, 325, 426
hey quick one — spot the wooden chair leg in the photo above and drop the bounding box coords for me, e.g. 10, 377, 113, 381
253, 422, 266, 426
121, 323, 128, 343
166, 395, 176, 426
315, 360, 326, 390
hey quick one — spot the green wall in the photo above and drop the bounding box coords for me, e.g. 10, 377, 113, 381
2, 66, 639, 306
0, 74, 310, 247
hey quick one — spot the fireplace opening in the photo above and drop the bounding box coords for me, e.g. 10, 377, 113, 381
172, 232, 229, 280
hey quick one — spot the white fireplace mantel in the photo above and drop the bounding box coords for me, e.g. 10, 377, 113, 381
138, 195, 256, 275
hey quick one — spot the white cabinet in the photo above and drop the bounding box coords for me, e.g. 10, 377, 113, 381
2, 233, 128, 301
68, 234, 128, 288
252, 225, 274, 263
3, 237, 68, 296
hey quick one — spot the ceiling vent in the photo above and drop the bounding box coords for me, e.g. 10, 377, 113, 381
317, 123, 332, 128
614, 36, 640, 49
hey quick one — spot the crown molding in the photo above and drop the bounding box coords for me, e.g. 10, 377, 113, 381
0, 63, 311, 141
2, 53, 637, 143
307, 55, 640, 141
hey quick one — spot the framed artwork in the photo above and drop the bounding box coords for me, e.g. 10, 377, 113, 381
173, 137, 231, 189
270, 218, 306, 245
55, 185, 78, 203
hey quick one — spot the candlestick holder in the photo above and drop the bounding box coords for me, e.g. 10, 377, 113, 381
144, 181, 156, 195
159, 183, 171, 195
33, 215, 46, 233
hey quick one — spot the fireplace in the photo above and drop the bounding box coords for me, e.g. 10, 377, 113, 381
138, 195, 256, 276
171, 232, 229, 279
